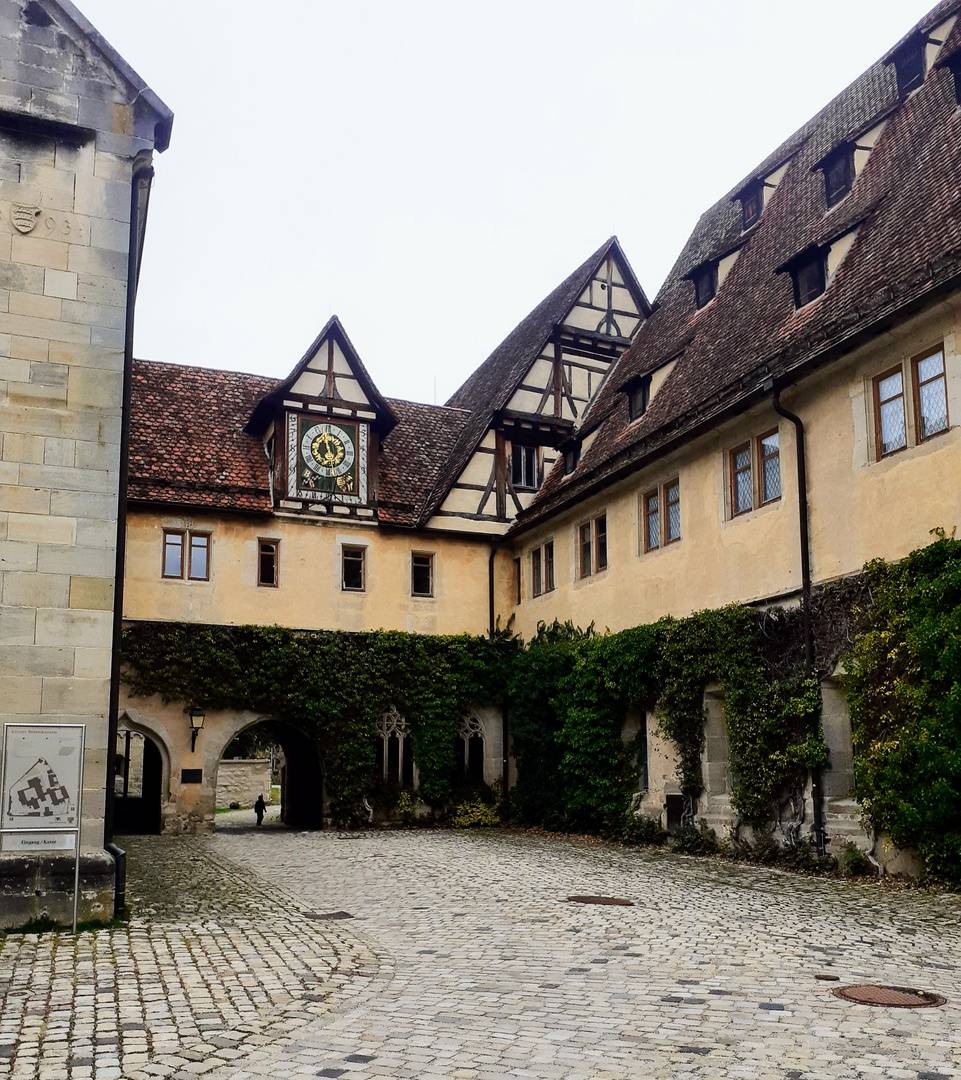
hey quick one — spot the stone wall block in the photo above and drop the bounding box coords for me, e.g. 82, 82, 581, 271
61, 297, 124, 329
42, 434, 75, 466
73, 173, 129, 223
1, 430, 43, 463
68, 575, 113, 611
0, 643, 72, 676
74, 645, 109, 677
10, 333, 48, 361
93, 151, 129, 183
89, 216, 126, 254
74, 515, 114, 547
0, 77, 30, 113
37, 542, 114, 577
40, 675, 108, 715
76, 273, 123, 307
0, 538, 37, 571
0, 674, 42, 712
0, 604, 35, 644
67, 243, 125, 280
43, 268, 77, 300
2, 570, 69, 608
9, 234, 69, 271
0, 482, 49, 513
29, 87, 79, 125
0, 260, 44, 293
0, 355, 32, 382
7, 512, 75, 545
19, 162, 76, 194
6, 377, 65, 407
50, 490, 116, 520
35, 605, 110, 647
20, 462, 112, 493
89, 325, 122, 350
67, 365, 121, 411
0, 458, 18, 483
48, 340, 122, 370
10, 290, 61, 319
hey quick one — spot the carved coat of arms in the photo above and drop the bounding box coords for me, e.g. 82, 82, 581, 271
12, 204, 41, 234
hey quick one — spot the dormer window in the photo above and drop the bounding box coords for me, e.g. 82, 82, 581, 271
821, 144, 854, 208
892, 36, 926, 96
692, 261, 717, 309
790, 248, 827, 308
624, 376, 651, 422
511, 443, 539, 490
739, 180, 764, 230
563, 442, 579, 475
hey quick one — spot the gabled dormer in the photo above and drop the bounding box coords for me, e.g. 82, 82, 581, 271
246, 317, 396, 518
421, 238, 650, 533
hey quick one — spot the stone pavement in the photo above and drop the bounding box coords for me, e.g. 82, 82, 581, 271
3, 826, 961, 1080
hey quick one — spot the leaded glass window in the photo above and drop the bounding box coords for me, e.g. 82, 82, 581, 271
644, 490, 659, 552
759, 431, 781, 504
914, 349, 948, 440
665, 480, 681, 543
874, 367, 907, 457
731, 444, 753, 515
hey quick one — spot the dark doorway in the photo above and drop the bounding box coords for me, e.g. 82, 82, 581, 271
217, 720, 324, 829
114, 731, 162, 834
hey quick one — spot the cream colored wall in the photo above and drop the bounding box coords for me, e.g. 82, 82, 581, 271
508, 296, 961, 638
124, 508, 506, 636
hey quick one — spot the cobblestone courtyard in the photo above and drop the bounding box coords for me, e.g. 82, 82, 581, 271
2, 825, 961, 1080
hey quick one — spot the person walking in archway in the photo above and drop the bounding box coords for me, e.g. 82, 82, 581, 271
254, 793, 266, 827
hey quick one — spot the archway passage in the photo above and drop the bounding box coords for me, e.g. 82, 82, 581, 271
114, 732, 162, 834
216, 720, 324, 830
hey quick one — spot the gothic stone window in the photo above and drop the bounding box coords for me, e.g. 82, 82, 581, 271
454, 712, 485, 787
374, 706, 414, 787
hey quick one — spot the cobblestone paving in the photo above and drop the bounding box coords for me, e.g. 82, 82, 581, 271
206, 829, 961, 1080
3, 828, 961, 1080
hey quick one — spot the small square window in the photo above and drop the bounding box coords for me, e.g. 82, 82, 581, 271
258, 539, 279, 587
893, 38, 926, 96
740, 181, 764, 230
411, 553, 434, 597
692, 262, 717, 309
188, 533, 209, 581
544, 541, 555, 593
822, 146, 854, 208
758, 430, 781, 504
792, 251, 826, 307
342, 546, 366, 591
627, 377, 650, 422
511, 443, 539, 490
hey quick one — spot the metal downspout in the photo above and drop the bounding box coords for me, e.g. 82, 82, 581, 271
105, 151, 155, 850
768, 383, 827, 857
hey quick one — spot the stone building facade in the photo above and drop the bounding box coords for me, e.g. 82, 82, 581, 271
0, 0, 170, 925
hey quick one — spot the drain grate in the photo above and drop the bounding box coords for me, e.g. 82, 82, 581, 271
567, 895, 634, 906
832, 984, 945, 1008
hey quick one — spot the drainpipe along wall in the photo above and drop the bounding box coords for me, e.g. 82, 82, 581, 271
105, 151, 155, 849
768, 382, 827, 857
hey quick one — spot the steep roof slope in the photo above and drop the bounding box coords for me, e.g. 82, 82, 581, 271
128, 360, 277, 513
128, 359, 471, 526
419, 237, 648, 523
523, 0, 961, 529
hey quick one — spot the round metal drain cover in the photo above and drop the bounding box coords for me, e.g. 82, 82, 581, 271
567, 895, 633, 906
832, 984, 945, 1008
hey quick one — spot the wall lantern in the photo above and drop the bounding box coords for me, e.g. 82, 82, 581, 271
188, 706, 206, 752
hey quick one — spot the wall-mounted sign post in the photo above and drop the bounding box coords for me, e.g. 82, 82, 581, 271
0, 723, 85, 934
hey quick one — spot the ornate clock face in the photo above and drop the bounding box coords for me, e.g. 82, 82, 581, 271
300, 423, 355, 478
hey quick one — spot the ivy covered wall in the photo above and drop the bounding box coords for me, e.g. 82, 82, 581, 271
121, 534, 961, 883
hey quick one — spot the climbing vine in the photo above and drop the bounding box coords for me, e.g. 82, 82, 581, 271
844, 531, 961, 884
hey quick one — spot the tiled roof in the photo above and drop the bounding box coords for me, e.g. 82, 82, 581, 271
418, 237, 646, 525
521, 0, 961, 531
128, 359, 277, 513
378, 399, 471, 525
127, 359, 471, 525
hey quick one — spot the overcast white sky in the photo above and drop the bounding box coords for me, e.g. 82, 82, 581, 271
78, 0, 936, 405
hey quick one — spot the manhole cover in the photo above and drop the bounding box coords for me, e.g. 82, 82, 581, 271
567, 895, 634, 906
832, 984, 945, 1007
